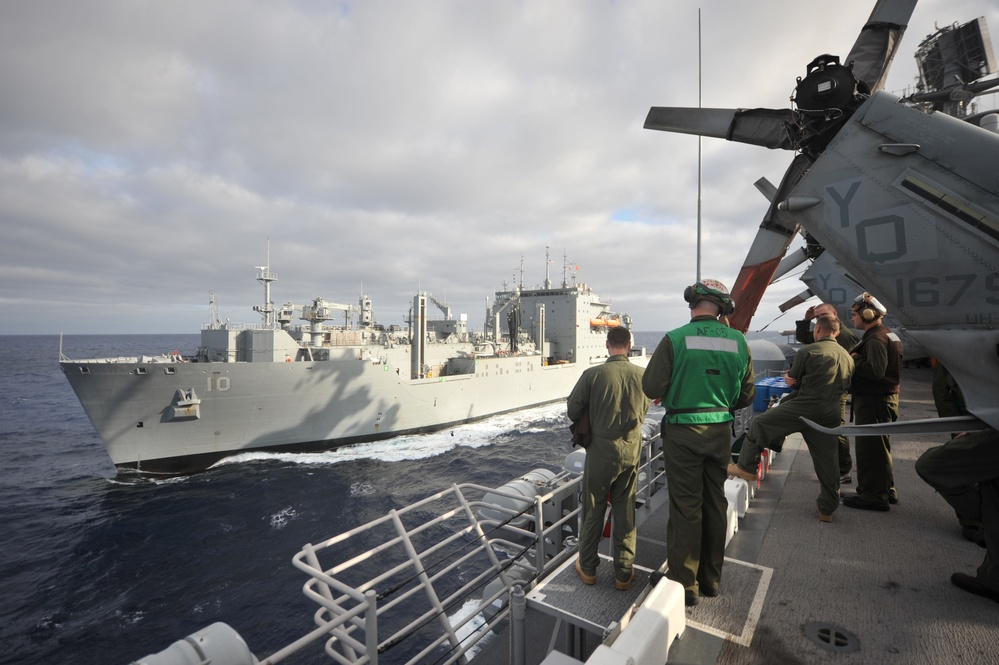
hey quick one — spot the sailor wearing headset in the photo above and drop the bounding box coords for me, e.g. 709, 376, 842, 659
642, 280, 755, 606
842, 292, 904, 512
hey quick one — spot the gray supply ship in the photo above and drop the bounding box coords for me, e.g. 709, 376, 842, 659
59, 254, 645, 474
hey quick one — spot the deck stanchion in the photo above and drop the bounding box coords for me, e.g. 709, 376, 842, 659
364, 589, 378, 665
511, 584, 526, 665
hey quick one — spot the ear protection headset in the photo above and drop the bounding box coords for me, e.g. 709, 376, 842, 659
852, 292, 887, 322
684, 280, 735, 316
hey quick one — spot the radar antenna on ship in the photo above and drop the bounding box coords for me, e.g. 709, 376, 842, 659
906, 17, 999, 117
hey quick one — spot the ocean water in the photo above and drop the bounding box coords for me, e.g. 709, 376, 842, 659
0, 331, 666, 664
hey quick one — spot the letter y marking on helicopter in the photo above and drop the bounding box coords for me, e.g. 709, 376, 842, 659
827, 181, 861, 228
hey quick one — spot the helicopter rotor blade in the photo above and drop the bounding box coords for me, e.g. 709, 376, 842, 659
645, 1, 920, 333
644, 107, 797, 150
727, 154, 812, 332
779, 289, 814, 313
845, 0, 918, 92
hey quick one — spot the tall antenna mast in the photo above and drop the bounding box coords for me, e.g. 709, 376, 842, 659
696, 7, 703, 283
254, 239, 277, 327
544, 246, 551, 289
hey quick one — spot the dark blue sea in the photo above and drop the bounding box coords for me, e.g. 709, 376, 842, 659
0, 332, 666, 664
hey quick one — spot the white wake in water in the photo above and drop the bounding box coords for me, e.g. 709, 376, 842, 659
448, 598, 495, 660
213, 401, 568, 469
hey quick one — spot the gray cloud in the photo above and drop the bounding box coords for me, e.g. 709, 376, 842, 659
2, 0, 995, 335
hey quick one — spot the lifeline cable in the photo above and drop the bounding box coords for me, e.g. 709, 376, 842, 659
374, 486, 545, 603
376, 513, 542, 658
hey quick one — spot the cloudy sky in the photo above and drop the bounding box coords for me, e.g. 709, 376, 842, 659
2, 0, 997, 336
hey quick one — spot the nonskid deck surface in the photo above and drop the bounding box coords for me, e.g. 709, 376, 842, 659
708, 367, 998, 665
478, 367, 999, 664
527, 555, 653, 632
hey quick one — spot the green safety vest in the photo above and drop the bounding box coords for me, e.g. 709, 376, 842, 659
663, 320, 749, 425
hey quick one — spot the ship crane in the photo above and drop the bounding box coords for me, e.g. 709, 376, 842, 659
409, 292, 470, 348
300, 296, 355, 322
292, 297, 357, 348
299, 297, 356, 327
488, 292, 521, 345
207, 290, 222, 329
427, 293, 452, 320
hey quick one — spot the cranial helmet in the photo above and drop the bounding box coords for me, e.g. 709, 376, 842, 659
684, 279, 735, 316
852, 292, 887, 322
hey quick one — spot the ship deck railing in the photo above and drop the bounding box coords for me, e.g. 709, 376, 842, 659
278, 437, 667, 665
58, 353, 185, 364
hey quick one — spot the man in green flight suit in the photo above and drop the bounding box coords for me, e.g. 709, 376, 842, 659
916, 429, 999, 603
729, 315, 854, 522
919, 361, 986, 548
642, 280, 754, 606
795, 302, 859, 485
567, 326, 651, 591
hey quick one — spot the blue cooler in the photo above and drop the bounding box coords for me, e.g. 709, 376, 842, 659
769, 380, 793, 401
753, 378, 773, 411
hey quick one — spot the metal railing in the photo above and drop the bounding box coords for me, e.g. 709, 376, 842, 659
277, 437, 669, 665
282, 474, 578, 665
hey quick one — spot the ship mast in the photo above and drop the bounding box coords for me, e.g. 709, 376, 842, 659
254, 241, 278, 328
543, 246, 551, 289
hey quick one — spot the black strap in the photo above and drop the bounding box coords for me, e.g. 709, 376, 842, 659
663, 406, 737, 437
665, 406, 732, 416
